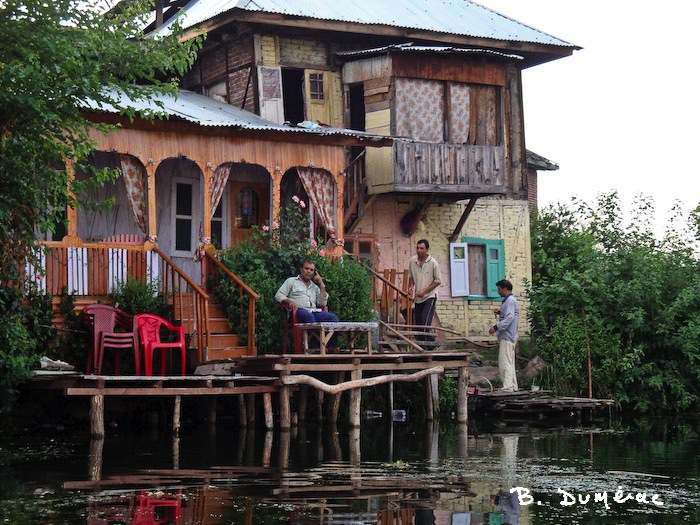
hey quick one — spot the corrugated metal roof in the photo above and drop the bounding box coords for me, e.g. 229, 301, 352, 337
336, 43, 523, 60
82, 88, 391, 142
150, 0, 575, 48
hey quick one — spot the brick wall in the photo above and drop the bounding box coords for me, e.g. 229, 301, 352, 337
279, 37, 328, 66
425, 198, 531, 341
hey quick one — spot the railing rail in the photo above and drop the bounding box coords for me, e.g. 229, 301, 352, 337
205, 251, 259, 354
29, 241, 212, 364
153, 247, 210, 362
364, 265, 413, 326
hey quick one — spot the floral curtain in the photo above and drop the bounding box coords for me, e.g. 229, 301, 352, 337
296, 167, 341, 245
194, 163, 233, 260
119, 155, 147, 234
210, 163, 233, 219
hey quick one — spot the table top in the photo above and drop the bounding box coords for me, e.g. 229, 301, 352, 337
296, 322, 378, 330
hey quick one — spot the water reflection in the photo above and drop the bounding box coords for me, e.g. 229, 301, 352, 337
1, 419, 700, 525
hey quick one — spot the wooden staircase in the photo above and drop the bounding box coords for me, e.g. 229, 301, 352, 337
172, 296, 250, 363
204, 302, 248, 361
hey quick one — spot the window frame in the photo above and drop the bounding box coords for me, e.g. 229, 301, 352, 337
449, 237, 504, 300
172, 178, 198, 257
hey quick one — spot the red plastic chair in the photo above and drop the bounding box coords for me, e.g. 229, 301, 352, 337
133, 489, 182, 525
83, 304, 138, 375
281, 304, 327, 354
135, 314, 186, 376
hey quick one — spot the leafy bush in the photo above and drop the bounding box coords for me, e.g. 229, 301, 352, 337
213, 198, 374, 353
529, 192, 700, 413
109, 278, 170, 318
0, 284, 49, 412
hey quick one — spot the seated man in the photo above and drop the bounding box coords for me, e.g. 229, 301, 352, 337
275, 259, 339, 350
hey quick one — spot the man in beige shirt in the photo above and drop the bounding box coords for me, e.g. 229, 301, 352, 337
408, 239, 442, 340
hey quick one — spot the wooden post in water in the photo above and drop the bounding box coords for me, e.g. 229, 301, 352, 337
90, 394, 105, 438
425, 377, 435, 421
88, 437, 104, 481
208, 396, 217, 427
246, 394, 256, 427
279, 372, 291, 429
238, 395, 247, 427
326, 371, 344, 423
262, 430, 273, 467
297, 386, 308, 422
457, 366, 469, 424
173, 395, 181, 436
349, 360, 362, 427
279, 429, 290, 468
263, 392, 274, 430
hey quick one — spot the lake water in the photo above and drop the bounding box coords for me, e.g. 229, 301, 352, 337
1, 416, 698, 525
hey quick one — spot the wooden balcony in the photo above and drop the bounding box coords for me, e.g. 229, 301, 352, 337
366, 141, 506, 196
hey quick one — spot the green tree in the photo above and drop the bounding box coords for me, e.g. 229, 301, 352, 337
0, 0, 203, 411
529, 192, 700, 412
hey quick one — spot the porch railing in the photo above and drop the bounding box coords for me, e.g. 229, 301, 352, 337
153, 246, 210, 362
204, 251, 259, 353
366, 266, 413, 326
28, 241, 211, 364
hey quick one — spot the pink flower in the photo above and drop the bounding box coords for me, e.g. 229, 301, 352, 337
36, 274, 43, 281
292, 195, 300, 203
311, 240, 317, 247
262, 225, 269, 232
299, 200, 306, 208
272, 221, 280, 229
319, 249, 326, 256
374, 241, 381, 247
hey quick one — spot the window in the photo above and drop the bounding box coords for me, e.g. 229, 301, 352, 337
344, 235, 378, 265
449, 237, 504, 299
309, 73, 324, 101
211, 198, 224, 249
174, 182, 194, 253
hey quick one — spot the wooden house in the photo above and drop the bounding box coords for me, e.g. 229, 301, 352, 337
30, 0, 576, 367
144, 0, 577, 340
30, 89, 391, 364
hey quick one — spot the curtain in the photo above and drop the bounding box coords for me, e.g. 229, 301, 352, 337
394, 77, 445, 143
194, 163, 233, 260
296, 167, 340, 244
210, 163, 233, 219
119, 155, 147, 234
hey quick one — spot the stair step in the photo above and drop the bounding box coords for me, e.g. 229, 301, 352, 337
208, 333, 241, 349
206, 346, 251, 360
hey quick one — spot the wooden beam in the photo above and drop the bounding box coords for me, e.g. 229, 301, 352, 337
449, 197, 479, 242
281, 366, 444, 395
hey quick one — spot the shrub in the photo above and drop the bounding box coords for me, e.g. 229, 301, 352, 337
109, 278, 170, 318
213, 198, 374, 353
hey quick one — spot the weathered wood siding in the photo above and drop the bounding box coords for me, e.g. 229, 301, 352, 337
393, 142, 505, 193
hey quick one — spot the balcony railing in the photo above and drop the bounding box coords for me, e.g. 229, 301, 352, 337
392, 141, 506, 194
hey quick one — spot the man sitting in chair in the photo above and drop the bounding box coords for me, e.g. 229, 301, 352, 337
275, 259, 339, 350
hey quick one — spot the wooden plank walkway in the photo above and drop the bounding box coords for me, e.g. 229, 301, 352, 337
470, 388, 615, 419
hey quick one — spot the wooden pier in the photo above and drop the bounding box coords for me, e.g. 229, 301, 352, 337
470, 388, 616, 422
29, 351, 472, 437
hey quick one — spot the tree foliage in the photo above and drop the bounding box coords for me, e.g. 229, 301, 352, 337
529, 192, 700, 413
0, 0, 202, 411
0, 0, 202, 277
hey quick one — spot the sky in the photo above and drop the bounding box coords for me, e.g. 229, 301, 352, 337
477, 0, 700, 235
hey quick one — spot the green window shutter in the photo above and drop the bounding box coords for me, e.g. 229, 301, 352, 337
485, 239, 505, 298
